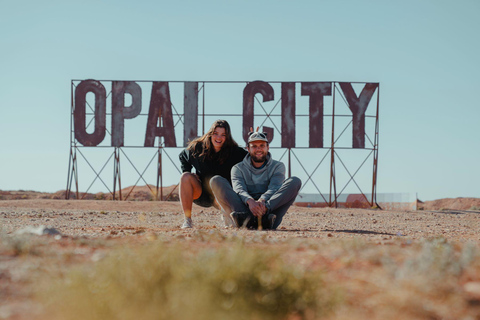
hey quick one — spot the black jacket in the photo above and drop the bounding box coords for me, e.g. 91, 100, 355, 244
179, 144, 248, 188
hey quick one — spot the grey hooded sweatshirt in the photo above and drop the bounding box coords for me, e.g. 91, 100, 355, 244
231, 152, 285, 205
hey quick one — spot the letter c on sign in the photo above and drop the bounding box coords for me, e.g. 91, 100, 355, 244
243, 81, 274, 144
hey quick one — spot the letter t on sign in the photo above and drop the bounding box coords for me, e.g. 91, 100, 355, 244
301, 82, 332, 148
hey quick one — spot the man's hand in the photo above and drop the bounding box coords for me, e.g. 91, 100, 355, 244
247, 198, 267, 217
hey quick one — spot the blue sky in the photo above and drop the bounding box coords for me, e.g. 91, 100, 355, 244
0, 0, 479, 201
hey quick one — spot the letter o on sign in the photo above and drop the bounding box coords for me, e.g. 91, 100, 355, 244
74, 80, 107, 146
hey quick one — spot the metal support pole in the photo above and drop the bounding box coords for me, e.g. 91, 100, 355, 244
113, 148, 122, 200
66, 148, 74, 199
329, 83, 337, 208
372, 84, 381, 208
66, 81, 75, 199
73, 148, 79, 199
202, 82, 205, 135
156, 147, 163, 201
288, 149, 291, 178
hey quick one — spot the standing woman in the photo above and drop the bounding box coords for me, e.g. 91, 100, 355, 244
179, 120, 247, 228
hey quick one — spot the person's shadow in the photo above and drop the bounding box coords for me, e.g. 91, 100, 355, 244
321, 229, 396, 236
274, 229, 395, 236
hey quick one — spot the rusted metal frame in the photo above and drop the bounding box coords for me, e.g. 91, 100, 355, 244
295, 148, 331, 193
68, 81, 113, 198
288, 149, 291, 178
118, 148, 158, 200
73, 149, 79, 199
332, 119, 352, 145
66, 148, 73, 198
330, 83, 337, 207
334, 82, 349, 106
76, 148, 115, 198
159, 82, 203, 200
68, 148, 80, 200
69, 82, 81, 199
81, 85, 113, 140
169, 97, 186, 143
174, 116, 184, 128
275, 148, 289, 164
330, 83, 378, 207
172, 107, 187, 142
330, 117, 375, 148
113, 148, 122, 200
360, 115, 378, 149
290, 149, 329, 203
372, 84, 381, 208
154, 147, 183, 201
68, 80, 380, 204
334, 82, 379, 207
164, 183, 179, 201
334, 149, 374, 205
159, 148, 183, 174
331, 83, 376, 148
255, 95, 282, 134
156, 147, 162, 201
364, 130, 375, 148
202, 82, 205, 135
73, 80, 376, 84
66, 148, 78, 199
198, 113, 244, 116
170, 102, 181, 122
66, 81, 75, 199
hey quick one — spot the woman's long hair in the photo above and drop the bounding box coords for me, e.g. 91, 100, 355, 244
187, 120, 239, 164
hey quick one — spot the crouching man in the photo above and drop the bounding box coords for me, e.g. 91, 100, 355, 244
210, 131, 301, 230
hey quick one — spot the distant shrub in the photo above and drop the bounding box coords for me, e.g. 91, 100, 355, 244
396, 238, 477, 283
42, 242, 338, 320
94, 193, 105, 200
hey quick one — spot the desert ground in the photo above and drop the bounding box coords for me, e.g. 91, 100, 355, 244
1, 189, 480, 319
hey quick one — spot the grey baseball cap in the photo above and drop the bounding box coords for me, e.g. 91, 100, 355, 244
248, 132, 268, 143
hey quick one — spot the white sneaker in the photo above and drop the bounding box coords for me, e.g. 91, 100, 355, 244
181, 217, 193, 229
221, 211, 235, 228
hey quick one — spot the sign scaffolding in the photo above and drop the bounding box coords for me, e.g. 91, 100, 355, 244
66, 80, 380, 208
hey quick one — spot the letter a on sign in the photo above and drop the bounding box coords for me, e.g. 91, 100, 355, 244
144, 82, 177, 147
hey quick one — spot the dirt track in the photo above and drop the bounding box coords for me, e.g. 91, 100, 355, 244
1, 199, 479, 242
1, 199, 480, 320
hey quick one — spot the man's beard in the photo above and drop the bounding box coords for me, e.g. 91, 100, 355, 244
251, 153, 267, 163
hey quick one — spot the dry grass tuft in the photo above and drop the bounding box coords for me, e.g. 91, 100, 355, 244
42, 241, 338, 320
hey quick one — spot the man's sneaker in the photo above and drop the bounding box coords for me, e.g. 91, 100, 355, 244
261, 213, 276, 230
181, 217, 193, 229
221, 211, 235, 228
267, 214, 276, 230
230, 212, 251, 228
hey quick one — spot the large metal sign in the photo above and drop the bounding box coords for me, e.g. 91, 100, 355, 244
67, 80, 380, 207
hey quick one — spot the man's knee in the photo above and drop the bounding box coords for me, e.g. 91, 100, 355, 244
209, 175, 227, 191
287, 176, 302, 191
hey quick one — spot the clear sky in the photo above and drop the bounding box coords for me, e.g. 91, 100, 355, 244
0, 0, 479, 201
